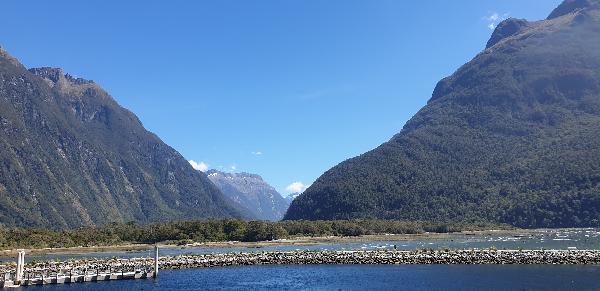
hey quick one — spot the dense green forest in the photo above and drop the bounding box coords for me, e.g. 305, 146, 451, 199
0, 220, 507, 250
0, 48, 248, 229
285, 4, 600, 228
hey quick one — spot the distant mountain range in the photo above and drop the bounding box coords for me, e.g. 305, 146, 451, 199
285, 0, 600, 228
285, 193, 300, 206
207, 170, 290, 220
0, 48, 249, 228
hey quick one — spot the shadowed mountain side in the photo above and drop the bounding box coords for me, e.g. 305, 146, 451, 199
0, 48, 250, 229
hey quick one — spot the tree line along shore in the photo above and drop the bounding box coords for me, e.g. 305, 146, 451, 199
0, 219, 510, 250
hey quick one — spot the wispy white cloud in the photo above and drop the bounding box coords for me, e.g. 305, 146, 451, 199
214, 164, 238, 172
285, 181, 310, 194
483, 12, 509, 30
189, 160, 209, 172
484, 12, 500, 22
251, 151, 263, 156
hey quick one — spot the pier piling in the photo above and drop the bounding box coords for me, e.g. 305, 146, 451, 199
153, 245, 159, 278
15, 251, 24, 284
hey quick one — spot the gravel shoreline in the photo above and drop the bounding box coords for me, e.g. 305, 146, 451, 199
0, 231, 513, 258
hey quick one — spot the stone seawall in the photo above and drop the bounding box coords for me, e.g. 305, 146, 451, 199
159, 250, 600, 269
2, 250, 599, 277
1, 249, 598, 287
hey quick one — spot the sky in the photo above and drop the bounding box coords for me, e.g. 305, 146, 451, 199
0, 0, 562, 196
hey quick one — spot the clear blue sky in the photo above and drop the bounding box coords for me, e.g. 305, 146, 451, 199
1, 0, 561, 195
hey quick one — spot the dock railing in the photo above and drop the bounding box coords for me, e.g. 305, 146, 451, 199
0, 246, 159, 288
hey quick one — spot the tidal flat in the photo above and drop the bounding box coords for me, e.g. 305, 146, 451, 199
1, 228, 598, 262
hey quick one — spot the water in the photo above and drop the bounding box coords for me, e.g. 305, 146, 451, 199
8, 229, 600, 290
8, 228, 600, 263
25, 264, 600, 290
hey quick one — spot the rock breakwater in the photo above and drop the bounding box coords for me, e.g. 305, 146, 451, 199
2, 250, 598, 277
159, 250, 600, 269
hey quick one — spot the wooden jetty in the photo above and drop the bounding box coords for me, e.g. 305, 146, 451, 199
0, 246, 159, 288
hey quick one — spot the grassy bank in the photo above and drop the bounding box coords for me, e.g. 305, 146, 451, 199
0, 219, 511, 250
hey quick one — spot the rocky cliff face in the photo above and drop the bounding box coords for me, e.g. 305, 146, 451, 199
207, 170, 289, 221
0, 48, 248, 228
285, 0, 600, 227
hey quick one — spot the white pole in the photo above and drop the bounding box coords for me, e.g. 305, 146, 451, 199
19, 251, 22, 282
20, 251, 25, 282
15, 250, 24, 284
153, 245, 159, 278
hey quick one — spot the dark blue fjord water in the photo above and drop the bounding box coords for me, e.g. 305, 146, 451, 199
25, 265, 600, 291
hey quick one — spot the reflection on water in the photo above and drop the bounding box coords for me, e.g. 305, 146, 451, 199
6, 228, 600, 263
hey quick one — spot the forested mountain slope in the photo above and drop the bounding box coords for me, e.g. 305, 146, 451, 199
0, 48, 248, 228
285, 0, 600, 228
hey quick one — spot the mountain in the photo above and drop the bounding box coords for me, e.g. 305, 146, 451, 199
285, 0, 600, 228
285, 193, 300, 205
0, 48, 248, 229
207, 170, 290, 221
